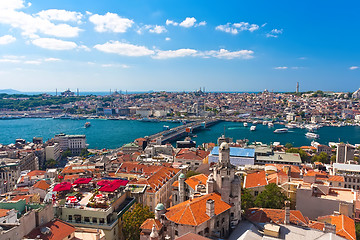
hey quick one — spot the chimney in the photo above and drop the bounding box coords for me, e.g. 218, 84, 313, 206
284, 200, 290, 225
323, 222, 336, 234
206, 199, 215, 218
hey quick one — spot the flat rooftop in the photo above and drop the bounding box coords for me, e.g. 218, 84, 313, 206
257, 152, 302, 164
210, 147, 255, 158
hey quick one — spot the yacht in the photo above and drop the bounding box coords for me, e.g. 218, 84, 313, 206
84, 122, 91, 128
274, 128, 288, 133
305, 132, 319, 139
250, 125, 256, 131
243, 122, 248, 127
268, 122, 274, 127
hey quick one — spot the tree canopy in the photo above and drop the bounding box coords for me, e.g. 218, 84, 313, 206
311, 152, 329, 164
254, 183, 288, 209
241, 188, 255, 210
122, 203, 154, 240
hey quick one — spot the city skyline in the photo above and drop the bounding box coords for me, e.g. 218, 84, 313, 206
0, 0, 359, 92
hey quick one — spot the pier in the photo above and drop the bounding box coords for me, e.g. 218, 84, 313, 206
148, 119, 222, 144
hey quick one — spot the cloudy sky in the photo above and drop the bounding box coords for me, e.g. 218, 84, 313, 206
0, 0, 359, 92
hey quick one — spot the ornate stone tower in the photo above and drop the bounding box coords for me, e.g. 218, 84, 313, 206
178, 173, 186, 202
212, 142, 242, 224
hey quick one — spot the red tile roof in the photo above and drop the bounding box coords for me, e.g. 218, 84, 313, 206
328, 175, 345, 182
165, 193, 231, 226
33, 180, 50, 191
176, 232, 211, 240
0, 209, 10, 218
173, 174, 208, 190
136, 167, 180, 193
117, 162, 162, 178
244, 171, 268, 189
175, 148, 210, 161
331, 215, 356, 240
25, 219, 76, 240
12, 195, 33, 204
245, 208, 308, 226
27, 170, 46, 177
140, 218, 162, 230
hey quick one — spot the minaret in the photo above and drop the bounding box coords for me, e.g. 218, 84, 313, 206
178, 173, 186, 203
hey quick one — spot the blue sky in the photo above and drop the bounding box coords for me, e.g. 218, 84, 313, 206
0, 0, 359, 92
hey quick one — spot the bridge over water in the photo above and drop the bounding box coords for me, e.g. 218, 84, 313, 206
148, 119, 222, 144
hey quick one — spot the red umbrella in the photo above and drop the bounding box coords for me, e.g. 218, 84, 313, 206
95, 194, 104, 199
53, 182, 72, 192
66, 196, 78, 203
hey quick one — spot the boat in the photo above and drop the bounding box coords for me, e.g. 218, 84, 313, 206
268, 122, 274, 127
54, 114, 71, 119
243, 122, 248, 127
250, 125, 256, 131
274, 128, 288, 133
84, 122, 91, 128
305, 132, 319, 139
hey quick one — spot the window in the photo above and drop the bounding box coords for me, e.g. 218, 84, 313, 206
175, 230, 178, 236
205, 227, 209, 233
99, 218, 105, 224
74, 215, 81, 223
254, 191, 259, 196
68, 215, 72, 221
217, 221, 219, 227
222, 218, 225, 223
93, 218, 97, 223
84, 217, 90, 223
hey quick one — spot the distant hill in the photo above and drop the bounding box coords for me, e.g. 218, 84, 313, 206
0, 89, 22, 94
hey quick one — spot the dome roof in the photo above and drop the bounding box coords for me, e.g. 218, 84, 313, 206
179, 173, 186, 179
155, 203, 165, 211
219, 142, 230, 150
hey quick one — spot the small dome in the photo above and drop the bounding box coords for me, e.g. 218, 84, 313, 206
179, 173, 186, 179
219, 142, 229, 150
155, 203, 165, 211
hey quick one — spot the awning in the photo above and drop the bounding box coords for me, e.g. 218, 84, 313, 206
53, 182, 72, 192
98, 179, 129, 192
73, 177, 92, 185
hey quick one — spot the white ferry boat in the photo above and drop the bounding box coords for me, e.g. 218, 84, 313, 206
268, 122, 274, 127
305, 132, 319, 139
274, 128, 288, 133
250, 125, 256, 131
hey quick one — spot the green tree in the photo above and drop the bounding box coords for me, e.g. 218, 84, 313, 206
80, 148, 89, 157
286, 148, 310, 162
356, 222, 360, 240
285, 143, 293, 149
62, 149, 72, 159
186, 170, 200, 178
330, 155, 336, 163
122, 203, 154, 240
254, 183, 288, 209
44, 158, 58, 168
241, 188, 255, 210
311, 152, 329, 164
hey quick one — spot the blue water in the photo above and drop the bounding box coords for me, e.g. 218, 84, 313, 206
0, 119, 359, 149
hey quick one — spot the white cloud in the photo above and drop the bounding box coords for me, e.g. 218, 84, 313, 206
267, 29, 283, 38
261, 23, 267, 27
216, 22, 259, 34
0, 6, 82, 38
274, 66, 288, 70
44, 57, 61, 62
165, 37, 171, 41
166, 19, 178, 26
179, 17, 197, 28
0, 0, 26, 11
94, 41, 254, 60
37, 9, 83, 23
0, 35, 16, 44
0, 58, 21, 63
196, 21, 206, 27
89, 13, 133, 33
137, 25, 167, 34
153, 49, 198, 59
149, 25, 167, 34
101, 64, 130, 68
94, 41, 154, 57
24, 60, 41, 65
78, 45, 91, 51
204, 49, 254, 59
32, 38, 77, 50
349, 66, 359, 70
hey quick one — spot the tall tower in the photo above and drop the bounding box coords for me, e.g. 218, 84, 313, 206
296, 82, 299, 93
212, 142, 242, 223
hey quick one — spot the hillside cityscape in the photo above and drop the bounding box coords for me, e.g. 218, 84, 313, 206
1, 0, 360, 239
